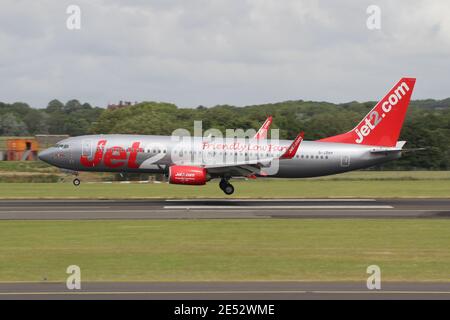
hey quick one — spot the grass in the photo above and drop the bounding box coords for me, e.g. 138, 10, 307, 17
0, 219, 449, 282
2, 161, 450, 179
0, 161, 57, 173
312, 170, 450, 180
0, 163, 449, 197
0, 179, 449, 199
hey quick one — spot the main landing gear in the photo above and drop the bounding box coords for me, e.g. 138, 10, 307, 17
219, 178, 234, 195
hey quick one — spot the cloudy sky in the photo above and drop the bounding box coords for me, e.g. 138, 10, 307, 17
1, 0, 449, 108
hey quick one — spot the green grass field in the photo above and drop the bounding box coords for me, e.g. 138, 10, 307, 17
1, 161, 449, 198
0, 219, 449, 282
2, 161, 450, 180
0, 178, 449, 199
0, 161, 57, 173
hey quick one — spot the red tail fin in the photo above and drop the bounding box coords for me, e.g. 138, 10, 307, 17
319, 78, 416, 147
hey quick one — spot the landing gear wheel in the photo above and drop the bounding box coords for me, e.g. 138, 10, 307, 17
223, 184, 234, 195
219, 179, 228, 190
73, 178, 81, 186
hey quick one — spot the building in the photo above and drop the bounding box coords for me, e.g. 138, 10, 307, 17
6, 138, 39, 161
0, 135, 69, 161
107, 101, 138, 110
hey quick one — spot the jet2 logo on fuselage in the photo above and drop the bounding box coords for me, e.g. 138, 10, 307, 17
355, 82, 410, 144
80, 140, 143, 168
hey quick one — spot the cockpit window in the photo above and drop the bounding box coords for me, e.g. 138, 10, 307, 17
55, 144, 69, 149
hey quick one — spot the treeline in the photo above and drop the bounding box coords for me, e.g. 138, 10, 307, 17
1, 98, 449, 169
0, 99, 103, 137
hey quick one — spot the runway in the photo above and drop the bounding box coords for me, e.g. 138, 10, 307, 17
0, 198, 449, 220
1, 201, 449, 300
0, 281, 449, 300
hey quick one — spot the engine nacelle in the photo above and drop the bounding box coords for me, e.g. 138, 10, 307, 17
169, 165, 207, 185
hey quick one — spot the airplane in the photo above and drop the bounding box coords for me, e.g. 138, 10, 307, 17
38, 77, 416, 195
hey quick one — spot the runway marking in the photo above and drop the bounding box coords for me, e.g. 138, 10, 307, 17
0, 290, 449, 296
166, 199, 377, 202
163, 205, 394, 210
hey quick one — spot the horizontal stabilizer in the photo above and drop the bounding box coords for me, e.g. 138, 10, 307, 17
370, 141, 426, 153
370, 141, 405, 153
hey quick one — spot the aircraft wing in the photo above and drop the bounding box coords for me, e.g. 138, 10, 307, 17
205, 158, 272, 177
253, 116, 273, 140
204, 132, 304, 177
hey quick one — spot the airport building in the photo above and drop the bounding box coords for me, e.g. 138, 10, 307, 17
0, 135, 68, 161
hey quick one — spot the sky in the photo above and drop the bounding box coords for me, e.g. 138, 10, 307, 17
1, 0, 450, 108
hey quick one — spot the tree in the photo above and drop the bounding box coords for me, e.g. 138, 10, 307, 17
64, 99, 82, 113
23, 110, 49, 134
0, 113, 29, 136
46, 99, 64, 113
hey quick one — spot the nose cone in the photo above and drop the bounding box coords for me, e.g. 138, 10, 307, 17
38, 148, 53, 164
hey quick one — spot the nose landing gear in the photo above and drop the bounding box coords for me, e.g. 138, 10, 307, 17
219, 178, 234, 195
70, 171, 81, 186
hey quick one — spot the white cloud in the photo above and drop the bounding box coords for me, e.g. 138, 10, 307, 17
0, 0, 449, 108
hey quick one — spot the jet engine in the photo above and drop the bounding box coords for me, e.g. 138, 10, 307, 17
168, 165, 207, 185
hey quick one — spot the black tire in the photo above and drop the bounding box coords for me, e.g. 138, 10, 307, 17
73, 178, 81, 186
219, 179, 227, 190
223, 184, 234, 195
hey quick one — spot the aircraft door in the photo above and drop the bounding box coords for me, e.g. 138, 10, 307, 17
82, 139, 93, 158
340, 155, 350, 167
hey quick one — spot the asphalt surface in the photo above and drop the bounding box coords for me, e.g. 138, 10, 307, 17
0, 282, 449, 300
0, 198, 449, 220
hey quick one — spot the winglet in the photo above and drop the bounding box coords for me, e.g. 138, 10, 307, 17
253, 116, 273, 140
280, 132, 304, 159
